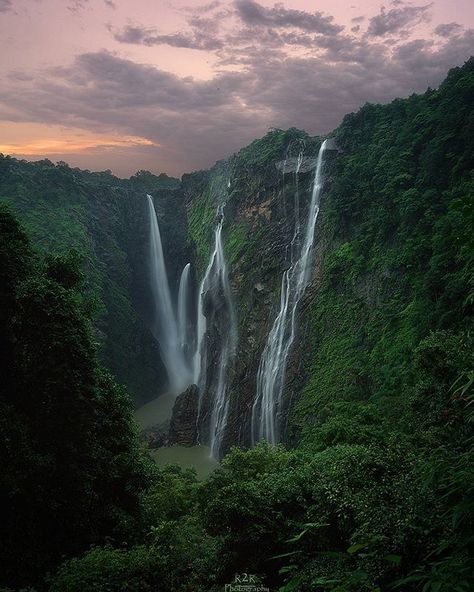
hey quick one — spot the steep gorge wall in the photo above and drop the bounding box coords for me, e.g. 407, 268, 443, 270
287, 60, 474, 446
185, 59, 474, 453
185, 129, 331, 452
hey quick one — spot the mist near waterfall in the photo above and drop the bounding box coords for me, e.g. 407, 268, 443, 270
147, 194, 191, 394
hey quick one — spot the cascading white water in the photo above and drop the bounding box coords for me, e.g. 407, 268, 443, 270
193, 267, 209, 387
251, 140, 328, 445
208, 208, 237, 458
193, 199, 237, 459
147, 194, 190, 394
178, 262, 192, 362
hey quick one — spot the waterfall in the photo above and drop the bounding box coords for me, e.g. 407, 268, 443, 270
251, 140, 328, 445
193, 199, 237, 459
147, 194, 190, 394
193, 270, 208, 387
178, 262, 192, 364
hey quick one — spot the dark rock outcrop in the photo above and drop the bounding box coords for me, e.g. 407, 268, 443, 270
140, 424, 170, 449
169, 384, 200, 446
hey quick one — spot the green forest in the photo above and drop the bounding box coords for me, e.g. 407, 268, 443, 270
1, 59, 473, 592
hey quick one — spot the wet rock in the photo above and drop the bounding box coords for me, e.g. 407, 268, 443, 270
141, 423, 170, 449
169, 384, 200, 446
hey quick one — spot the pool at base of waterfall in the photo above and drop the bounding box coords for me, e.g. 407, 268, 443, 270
134, 393, 219, 480
134, 392, 176, 430
150, 445, 218, 480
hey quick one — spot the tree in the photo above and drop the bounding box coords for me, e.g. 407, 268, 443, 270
0, 207, 152, 589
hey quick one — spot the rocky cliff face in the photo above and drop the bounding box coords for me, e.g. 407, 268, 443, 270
184, 129, 336, 453
129, 57, 474, 453
169, 384, 200, 446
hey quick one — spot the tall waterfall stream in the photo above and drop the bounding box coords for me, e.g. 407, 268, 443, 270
146, 194, 191, 393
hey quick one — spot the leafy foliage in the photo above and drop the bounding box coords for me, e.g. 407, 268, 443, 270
0, 206, 153, 588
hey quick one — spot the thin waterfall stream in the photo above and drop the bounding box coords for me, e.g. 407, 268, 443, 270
251, 140, 328, 444
177, 262, 193, 369
147, 186, 236, 460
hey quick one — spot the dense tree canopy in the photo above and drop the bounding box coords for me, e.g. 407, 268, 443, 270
0, 206, 153, 588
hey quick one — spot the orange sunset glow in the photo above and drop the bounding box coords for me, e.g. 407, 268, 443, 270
0, 131, 155, 157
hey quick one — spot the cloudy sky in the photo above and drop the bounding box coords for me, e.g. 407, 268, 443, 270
0, 0, 473, 176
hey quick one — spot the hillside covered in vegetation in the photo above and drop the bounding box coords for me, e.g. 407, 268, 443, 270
0, 59, 473, 591
0, 162, 190, 404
